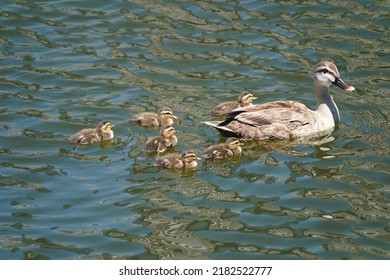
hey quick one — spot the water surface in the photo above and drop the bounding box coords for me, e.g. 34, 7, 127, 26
0, 0, 389, 260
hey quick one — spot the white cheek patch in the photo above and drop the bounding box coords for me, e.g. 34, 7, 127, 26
327, 73, 337, 83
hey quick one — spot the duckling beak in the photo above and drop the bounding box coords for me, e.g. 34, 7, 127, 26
172, 115, 178, 119
252, 96, 258, 100
333, 77, 355, 92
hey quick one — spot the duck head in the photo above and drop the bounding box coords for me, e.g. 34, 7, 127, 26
313, 61, 355, 92
158, 108, 178, 122
238, 91, 257, 106
96, 121, 114, 133
160, 125, 177, 138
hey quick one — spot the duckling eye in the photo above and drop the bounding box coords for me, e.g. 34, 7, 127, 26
322, 69, 329, 74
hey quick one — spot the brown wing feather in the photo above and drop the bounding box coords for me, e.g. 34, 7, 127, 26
224, 101, 315, 140
233, 101, 305, 112
234, 101, 311, 128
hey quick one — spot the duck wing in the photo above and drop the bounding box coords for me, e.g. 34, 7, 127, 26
213, 101, 315, 140
234, 101, 311, 127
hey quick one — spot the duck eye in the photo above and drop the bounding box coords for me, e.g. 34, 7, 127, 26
322, 69, 329, 74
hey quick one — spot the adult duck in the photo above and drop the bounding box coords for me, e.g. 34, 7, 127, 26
204, 61, 355, 140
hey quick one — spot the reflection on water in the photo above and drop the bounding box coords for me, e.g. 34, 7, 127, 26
0, 0, 389, 259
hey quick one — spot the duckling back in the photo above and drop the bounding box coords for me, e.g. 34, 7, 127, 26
144, 125, 178, 154
130, 108, 177, 127
155, 151, 198, 169
129, 112, 160, 127
144, 135, 171, 153
155, 153, 183, 169
69, 121, 114, 145
212, 91, 257, 116
212, 101, 241, 116
202, 138, 242, 159
69, 128, 101, 145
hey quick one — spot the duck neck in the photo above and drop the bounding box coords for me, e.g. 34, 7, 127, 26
315, 85, 340, 125
184, 160, 197, 169
99, 130, 114, 141
168, 135, 178, 145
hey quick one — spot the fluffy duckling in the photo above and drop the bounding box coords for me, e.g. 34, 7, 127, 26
69, 121, 115, 145
155, 150, 198, 169
202, 138, 243, 159
144, 125, 178, 156
212, 91, 257, 116
130, 108, 177, 127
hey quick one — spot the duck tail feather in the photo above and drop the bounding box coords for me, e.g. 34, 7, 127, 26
203, 121, 240, 138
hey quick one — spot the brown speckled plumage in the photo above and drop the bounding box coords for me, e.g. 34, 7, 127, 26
69, 121, 115, 145
130, 108, 177, 127
202, 138, 243, 159
144, 125, 178, 155
155, 151, 198, 169
212, 91, 257, 116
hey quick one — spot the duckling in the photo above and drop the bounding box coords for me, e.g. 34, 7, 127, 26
69, 121, 115, 145
205, 61, 355, 141
130, 108, 177, 127
155, 150, 198, 169
212, 91, 257, 116
144, 125, 178, 156
202, 138, 243, 159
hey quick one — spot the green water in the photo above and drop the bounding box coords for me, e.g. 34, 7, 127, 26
0, 0, 389, 260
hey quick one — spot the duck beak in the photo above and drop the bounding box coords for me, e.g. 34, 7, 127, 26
333, 77, 355, 92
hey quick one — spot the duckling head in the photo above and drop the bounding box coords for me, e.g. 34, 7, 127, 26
181, 150, 198, 166
160, 125, 176, 138
225, 138, 243, 149
238, 91, 257, 106
313, 61, 355, 92
96, 121, 114, 133
158, 108, 178, 122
